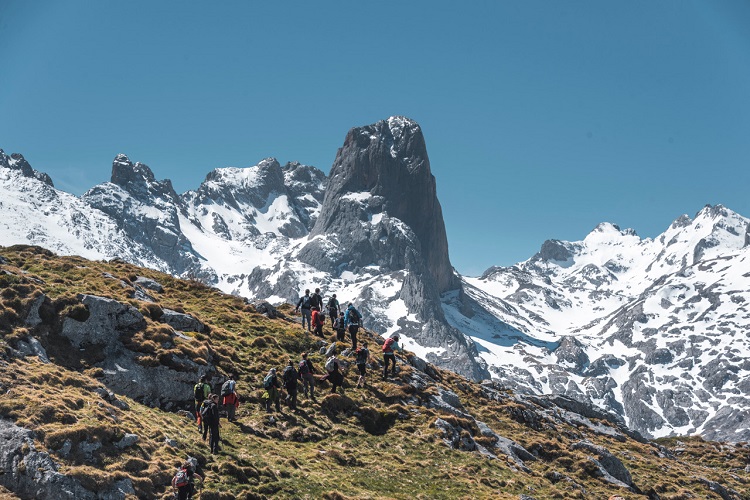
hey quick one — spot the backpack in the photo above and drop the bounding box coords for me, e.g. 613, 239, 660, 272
173, 467, 190, 488
356, 348, 368, 364
193, 383, 204, 401
301, 296, 311, 309
298, 360, 310, 375
383, 337, 395, 353
315, 312, 325, 327
220, 379, 233, 397
325, 356, 336, 373
263, 374, 274, 389
199, 401, 214, 424
348, 308, 361, 324
283, 366, 297, 384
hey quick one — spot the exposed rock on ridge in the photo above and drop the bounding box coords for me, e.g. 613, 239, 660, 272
302, 117, 458, 293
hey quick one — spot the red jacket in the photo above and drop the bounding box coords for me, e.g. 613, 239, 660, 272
311, 310, 324, 327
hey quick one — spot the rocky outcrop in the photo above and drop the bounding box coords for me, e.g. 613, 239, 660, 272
160, 309, 207, 333
301, 117, 457, 293
571, 440, 634, 489
82, 155, 200, 275
48, 294, 212, 409
0, 419, 134, 499
186, 158, 326, 239
0, 150, 54, 186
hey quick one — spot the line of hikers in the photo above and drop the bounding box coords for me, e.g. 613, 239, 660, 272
190, 333, 404, 448
295, 289, 363, 351
179, 292, 404, 498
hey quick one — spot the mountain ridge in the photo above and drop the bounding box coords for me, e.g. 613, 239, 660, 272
2, 118, 750, 442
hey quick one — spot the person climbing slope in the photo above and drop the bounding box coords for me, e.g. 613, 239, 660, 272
382, 334, 402, 379
295, 289, 313, 332
344, 302, 363, 351
298, 352, 317, 402
326, 293, 340, 327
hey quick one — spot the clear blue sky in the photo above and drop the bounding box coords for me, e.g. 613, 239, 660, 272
2, 1, 749, 276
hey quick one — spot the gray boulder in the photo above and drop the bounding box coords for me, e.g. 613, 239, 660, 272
571, 440, 633, 487
134, 276, 164, 293
160, 309, 207, 333
253, 301, 279, 319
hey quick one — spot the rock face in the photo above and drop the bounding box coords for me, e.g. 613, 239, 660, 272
301, 117, 457, 293
0, 149, 54, 186
0, 419, 133, 499
82, 155, 200, 275
184, 158, 326, 240
46, 294, 212, 409
297, 117, 487, 380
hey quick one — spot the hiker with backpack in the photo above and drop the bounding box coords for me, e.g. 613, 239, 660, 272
295, 289, 313, 332
382, 334, 402, 379
333, 311, 346, 342
311, 306, 325, 338
200, 394, 221, 454
322, 354, 344, 394
355, 342, 371, 388
344, 303, 363, 351
262, 368, 282, 413
282, 359, 300, 410
326, 293, 340, 327
220, 373, 238, 422
172, 460, 203, 500
298, 352, 317, 401
193, 375, 211, 432
310, 287, 324, 311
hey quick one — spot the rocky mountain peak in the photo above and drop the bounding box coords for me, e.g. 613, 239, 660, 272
535, 239, 576, 264
0, 150, 54, 186
110, 154, 177, 202
306, 116, 457, 293
670, 214, 692, 229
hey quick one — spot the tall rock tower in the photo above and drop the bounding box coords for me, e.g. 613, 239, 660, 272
298, 116, 488, 380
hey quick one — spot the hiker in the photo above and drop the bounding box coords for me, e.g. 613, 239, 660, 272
193, 375, 211, 432
200, 394, 221, 454
282, 359, 300, 410
298, 352, 317, 401
172, 460, 203, 500
333, 311, 346, 342
262, 368, 282, 413
295, 289, 313, 332
355, 342, 370, 388
323, 355, 344, 394
220, 373, 238, 422
310, 287, 324, 311
311, 306, 325, 338
344, 302, 362, 351
382, 334, 402, 379
326, 293, 340, 326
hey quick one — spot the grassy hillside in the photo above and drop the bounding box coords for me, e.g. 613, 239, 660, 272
0, 245, 748, 499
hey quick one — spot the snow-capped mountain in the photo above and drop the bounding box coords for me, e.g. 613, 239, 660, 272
0, 119, 488, 382
2, 120, 749, 442
448, 205, 750, 441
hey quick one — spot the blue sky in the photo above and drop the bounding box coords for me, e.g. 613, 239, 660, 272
1, 1, 749, 276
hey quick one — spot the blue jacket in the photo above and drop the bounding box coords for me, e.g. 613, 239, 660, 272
344, 305, 362, 326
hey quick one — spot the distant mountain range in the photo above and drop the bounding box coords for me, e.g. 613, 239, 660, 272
2, 117, 749, 442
